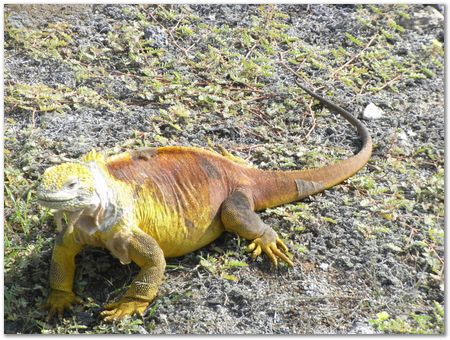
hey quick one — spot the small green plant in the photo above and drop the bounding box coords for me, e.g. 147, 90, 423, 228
200, 254, 248, 282
345, 32, 364, 46
4, 187, 34, 236
176, 25, 194, 38
6, 22, 73, 60
387, 20, 405, 33
369, 303, 444, 334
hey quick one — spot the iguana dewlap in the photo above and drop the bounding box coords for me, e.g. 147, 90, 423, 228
37, 83, 372, 322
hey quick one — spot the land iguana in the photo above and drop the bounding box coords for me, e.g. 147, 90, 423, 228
37, 82, 372, 321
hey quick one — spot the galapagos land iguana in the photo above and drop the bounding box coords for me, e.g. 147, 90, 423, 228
37, 81, 372, 321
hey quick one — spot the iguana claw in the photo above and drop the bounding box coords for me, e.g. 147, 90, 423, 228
43, 289, 83, 321
247, 237, 293, 267
100, 297, 149, 322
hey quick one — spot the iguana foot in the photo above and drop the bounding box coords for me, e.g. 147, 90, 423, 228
221, 190, 294, 267
247, 229, 294, 267
43, 289, 83, 321
100, 297, 149, 322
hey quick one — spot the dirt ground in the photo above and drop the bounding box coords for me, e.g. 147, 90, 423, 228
4, 4, 444, 334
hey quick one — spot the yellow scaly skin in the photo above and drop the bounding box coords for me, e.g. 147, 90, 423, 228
38, 151, 166, 321
37, 84, 372, 322
37, 147, 294, 322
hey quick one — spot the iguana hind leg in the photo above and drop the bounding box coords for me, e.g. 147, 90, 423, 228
100, 228, 166, 321
221, 190, 293, 267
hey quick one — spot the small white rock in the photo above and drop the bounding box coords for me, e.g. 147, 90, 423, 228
319, 263, 329, 271
397, 130, 408, 142
363, 103, 384, 120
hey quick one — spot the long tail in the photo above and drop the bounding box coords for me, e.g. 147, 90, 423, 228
252, 81, 372, 211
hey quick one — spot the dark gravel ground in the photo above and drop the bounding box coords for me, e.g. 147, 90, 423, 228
4, 4, 444, 334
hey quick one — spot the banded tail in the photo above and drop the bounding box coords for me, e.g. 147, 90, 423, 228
252, 82, 372, 211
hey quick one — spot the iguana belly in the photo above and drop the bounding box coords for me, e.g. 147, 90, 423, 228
142, 217, 225, 258
134, 184, 227, 258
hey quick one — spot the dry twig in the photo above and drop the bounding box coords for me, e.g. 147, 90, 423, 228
331, 34, 377, 78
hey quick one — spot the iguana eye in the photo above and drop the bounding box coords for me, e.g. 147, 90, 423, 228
66, 180, 79, 189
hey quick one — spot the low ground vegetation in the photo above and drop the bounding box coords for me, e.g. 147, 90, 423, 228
4, 4, 444, 334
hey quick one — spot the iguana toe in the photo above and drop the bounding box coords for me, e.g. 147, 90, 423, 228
100, 298, 148, 322
247, 237, 293, 267
276, 238, 289, 253
247, 242, 262, 258
43, 289, 82, 321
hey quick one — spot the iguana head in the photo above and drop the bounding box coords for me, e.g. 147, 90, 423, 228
37, 162, 99, 212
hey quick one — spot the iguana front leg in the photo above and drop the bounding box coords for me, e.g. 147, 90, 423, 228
44, 230, 85, 320
100, 228, 166, 321
221, 190, 293, 267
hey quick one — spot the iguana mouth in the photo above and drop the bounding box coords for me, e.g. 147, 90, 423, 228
38, 197, 73, 203
37, 198, 74, 210
37, 194, 77, 205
